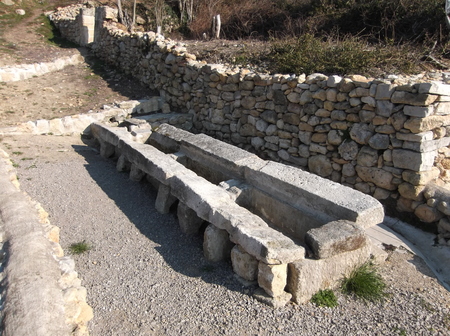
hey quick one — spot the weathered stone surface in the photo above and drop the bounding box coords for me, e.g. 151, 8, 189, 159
204, 224, 234, 262
308, 155, 332, 177
287, 243, 371, 304
375, 83, 395, 100
258, 263, 288, 297
355, 166, 396, 190
253, 288, 292, 308
376, 100, 394, 117
305, 220, 367, 259
402, 168, 440, 186
357, 146, 378, 167
177, 202, 204, 234
404, 115, 450, 133
396, 131, 434, 142
403, 105, 434, 117
391, 92, 438, 106
418, 82, 450, 95
246, 161, 384, 228
414, 204, 444, 223
350, 123, 373, 145
338, 140, 359, 161
155, 183, 177, 214
398, 182, 425, 201
392, 149, 436, 171
231, 245, 258, 281
368, 133, 390, 150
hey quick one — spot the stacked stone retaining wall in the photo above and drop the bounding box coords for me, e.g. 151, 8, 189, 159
48, 4, 450, 244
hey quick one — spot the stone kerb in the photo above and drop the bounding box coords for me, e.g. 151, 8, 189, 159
0, 53, 85, 83
0, 149, 92, 335
90, 121, 382, 305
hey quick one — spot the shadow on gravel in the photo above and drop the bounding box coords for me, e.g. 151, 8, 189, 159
72, 143, 252, 294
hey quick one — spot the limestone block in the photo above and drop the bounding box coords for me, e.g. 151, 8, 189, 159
231, 245, 258, 281
376, 100, 394, 117
403, 105, 434, 117
204, 224, 234, 262
327, 75, 342, 87
391, 92, 437, 106
402, 168, 440, 186
350, 123, 373, 145
396, 131, 434, 142
357, 146, 378, 167
253, 288, 292, 308
287, 243, 371, 304
414, 204, 444, 223
368, 133, 389, 150
402, 137, 450, 153
49, 118, 65, 135
99, 139, 115, 158
258, 263, 288, 297
177, 202, 204, 234
116, 154, 131, 172
398, 182, 425, 201
305, 220, 367, 259
35, 119, 50, 134
375, 83, 395, 100
356, 166, 395, 190
338, 140, 359, 160
246, 161, 384, 228
418, 82, 450, 96
155, 183, 177, 214
392, 149, 436, 171
404, 115, 450, 133
129, 164, 145, 181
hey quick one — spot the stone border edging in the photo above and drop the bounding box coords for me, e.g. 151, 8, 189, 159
0, 53, 86, 83
0, 149, 92, 336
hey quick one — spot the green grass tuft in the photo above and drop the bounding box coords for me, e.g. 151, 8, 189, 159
341, 262, 387, 302
69, 241, 90, 254
310, 289, 338, 308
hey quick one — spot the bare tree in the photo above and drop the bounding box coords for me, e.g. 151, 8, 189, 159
179, 0, 194, 24
155, 0, 165, 33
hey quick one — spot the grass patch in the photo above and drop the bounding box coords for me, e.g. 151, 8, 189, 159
341, 262, 387, 302
310, 289, 338, 308
12, 151, 23, 155
69, 241, 90, 254
269, 33, 421, 76
21, 157, 33, 161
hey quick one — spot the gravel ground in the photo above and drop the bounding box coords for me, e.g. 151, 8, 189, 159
1, 133, 450, 336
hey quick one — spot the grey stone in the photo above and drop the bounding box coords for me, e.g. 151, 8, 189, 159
231, 245, 258, 281
357, 146, 378, 167
350, 123, 373, 145
392, 149, 437, 171
287, 243, 371, 304
338, 140, 359, 161
155, 184, 177, 214
204, 224, 234, 262
305, 220, 367, 259
368, 133, 390, 150
177, 202, 204, 234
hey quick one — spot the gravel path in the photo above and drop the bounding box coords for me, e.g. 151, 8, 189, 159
2, 133, 450, 336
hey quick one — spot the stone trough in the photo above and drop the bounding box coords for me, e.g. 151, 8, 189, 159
90, 122, 385, 306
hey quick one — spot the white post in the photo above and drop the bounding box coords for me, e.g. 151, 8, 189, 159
215, 14, 221, 39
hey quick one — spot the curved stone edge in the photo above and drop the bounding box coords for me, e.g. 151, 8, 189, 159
0, 53, 86, 83
0, 149, 92, 336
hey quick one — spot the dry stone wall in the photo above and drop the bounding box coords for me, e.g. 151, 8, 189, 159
49, 4, 450, 244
